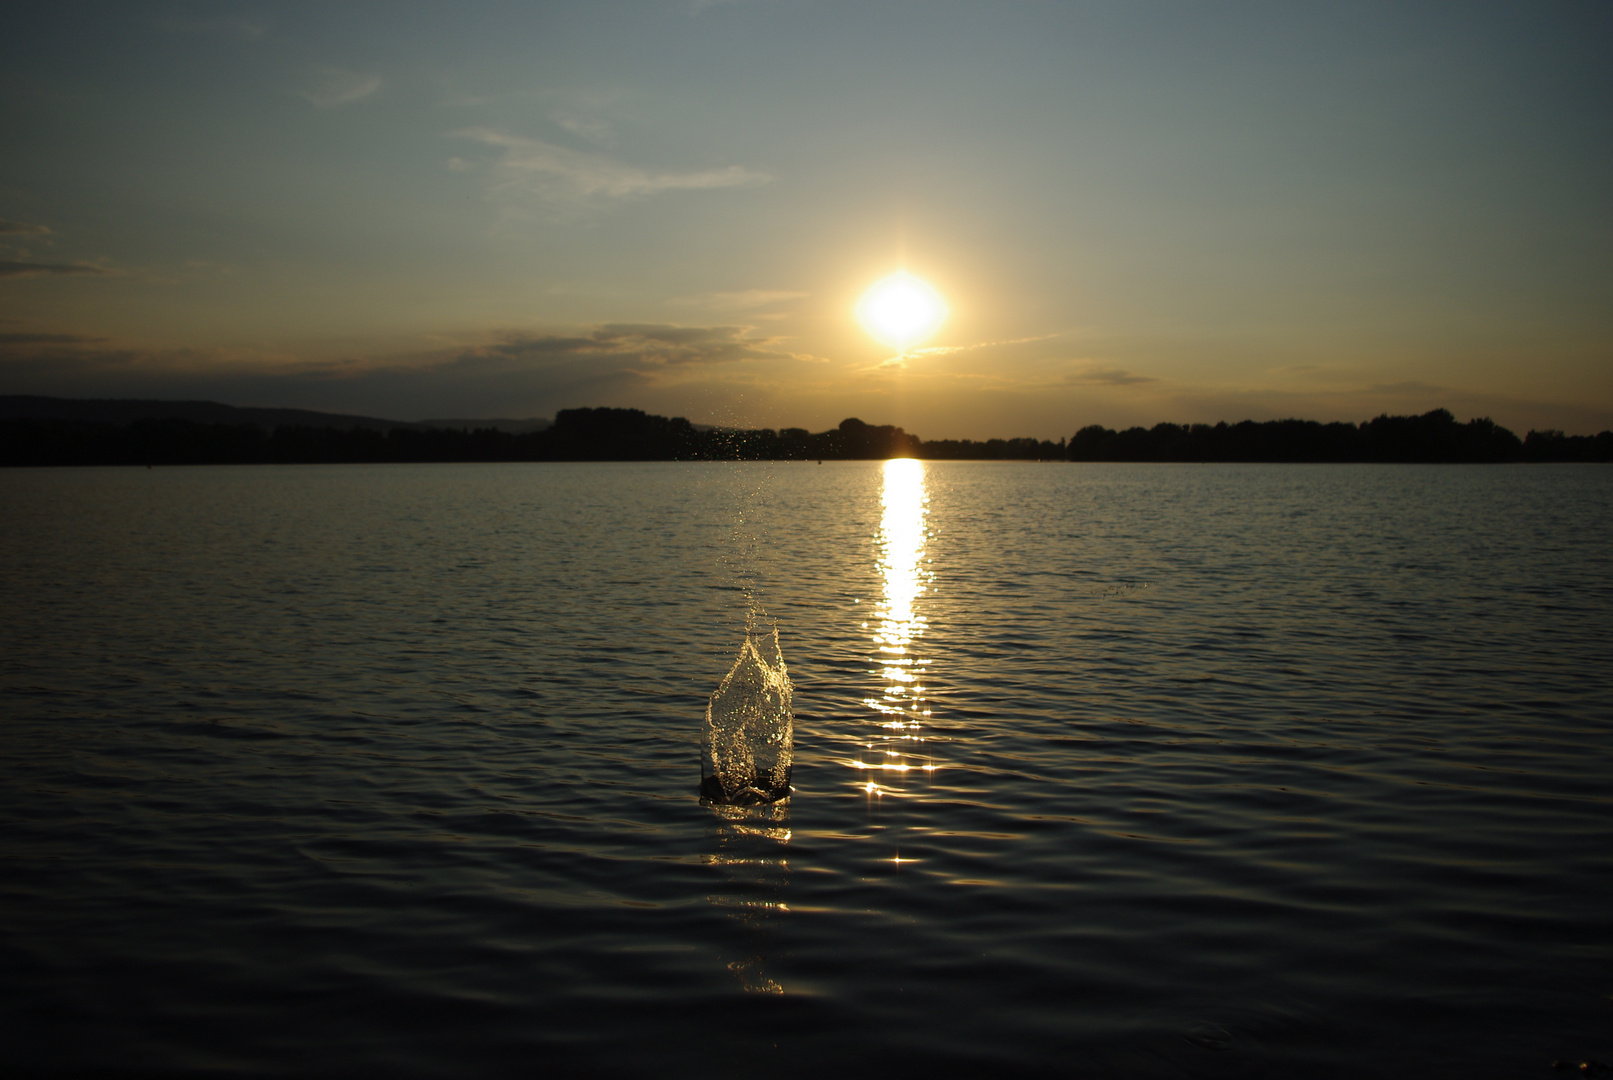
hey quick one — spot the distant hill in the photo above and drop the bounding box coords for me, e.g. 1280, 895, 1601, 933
0, 395, 549, 434
0, 395, 411, 431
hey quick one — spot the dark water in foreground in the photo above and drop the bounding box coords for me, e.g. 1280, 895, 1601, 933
2, 461, 1610, 1078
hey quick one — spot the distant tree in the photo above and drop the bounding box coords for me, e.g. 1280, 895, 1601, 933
1066, 409, 1532, 463
537, 407, 701, 460
1524, 428, 1613, 462
1067, 425, 1115, 461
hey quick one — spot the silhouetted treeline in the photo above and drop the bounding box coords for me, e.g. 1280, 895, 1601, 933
920, 436, 1066, 460
1068, 409, 1612, 463
0, 411, 873, 465
1521, 428, 1613, 462
0, 410, 1067, 466
2, 404, 1608, 466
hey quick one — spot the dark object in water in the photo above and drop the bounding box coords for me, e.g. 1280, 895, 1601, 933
699, 770, 790, 806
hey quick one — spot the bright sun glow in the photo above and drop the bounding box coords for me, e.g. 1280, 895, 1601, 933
856, 271, 947, 352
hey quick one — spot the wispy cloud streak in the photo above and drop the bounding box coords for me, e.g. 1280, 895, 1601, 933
456, 128, 770, 206
1066, 365, 1156, 387
0, 322, 800, 418
472, 324, 788, 369
0, 332, 106, 344
300, 67, 382, 108
679, 289, 808, 310
0, 261, 111, 278
909, 334, 1060, 358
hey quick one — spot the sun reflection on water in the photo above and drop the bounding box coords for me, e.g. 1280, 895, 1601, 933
853, 458, 937, 795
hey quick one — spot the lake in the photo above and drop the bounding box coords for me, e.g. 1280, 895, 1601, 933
1, 461, 1609, 1077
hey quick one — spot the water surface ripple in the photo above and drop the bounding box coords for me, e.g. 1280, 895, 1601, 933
1, 462, 1609, 1077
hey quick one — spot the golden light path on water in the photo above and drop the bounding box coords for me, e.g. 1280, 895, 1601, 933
853, 458, 936, 796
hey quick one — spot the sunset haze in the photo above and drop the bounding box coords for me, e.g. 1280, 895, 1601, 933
3, 1, 1610, 437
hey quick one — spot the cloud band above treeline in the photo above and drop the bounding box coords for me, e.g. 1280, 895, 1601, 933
0, 261, 110, 278
0, 322, 802, 420
2, 322, 1609, 439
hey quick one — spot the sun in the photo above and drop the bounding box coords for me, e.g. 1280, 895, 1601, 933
856, 271, 948, 353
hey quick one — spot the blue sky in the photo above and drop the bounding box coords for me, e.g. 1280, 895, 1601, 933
2, 1, 1610, 436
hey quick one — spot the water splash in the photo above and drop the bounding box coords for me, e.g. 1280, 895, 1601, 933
701, 622, 793, 806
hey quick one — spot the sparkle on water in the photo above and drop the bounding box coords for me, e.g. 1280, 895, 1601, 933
852, 458, 935, 795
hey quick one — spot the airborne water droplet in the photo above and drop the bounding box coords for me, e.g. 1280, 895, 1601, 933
701, 624, 794, 806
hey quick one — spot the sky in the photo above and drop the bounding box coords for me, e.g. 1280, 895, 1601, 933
2, 1, 1610, 438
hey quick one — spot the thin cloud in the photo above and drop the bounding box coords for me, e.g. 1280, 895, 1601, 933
300, 67, 382, 108
682, 289, 809, 310
0, 323, 787, 386
0, 261, 111, 278
0, 332, 107, 344
550, 110, 614, 146
455, 128, 771, 206
0, 338, 145, 377
0, 220, 51, 236
1362, 380, 1448, 398
909, 334, 1060, 358
478, 324, 788, 368
1066, 365, 1156, 387
865, 334, 1063, 371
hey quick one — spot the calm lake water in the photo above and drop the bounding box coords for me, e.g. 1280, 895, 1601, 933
2, 461, 1610, 1078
